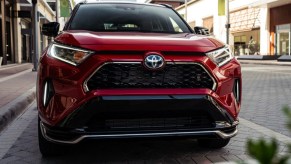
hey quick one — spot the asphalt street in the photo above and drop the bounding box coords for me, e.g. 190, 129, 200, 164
0, 64, 291, 164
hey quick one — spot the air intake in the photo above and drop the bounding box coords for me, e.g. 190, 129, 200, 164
43, 80, 55, 107
233, 79, 240, 102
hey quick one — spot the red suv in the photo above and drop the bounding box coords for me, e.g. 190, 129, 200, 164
38, 2, 241, 156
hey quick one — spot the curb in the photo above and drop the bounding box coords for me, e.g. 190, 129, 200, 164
0, 87, 36, 132
238, 60, 291, 66
0, 63, 33, 73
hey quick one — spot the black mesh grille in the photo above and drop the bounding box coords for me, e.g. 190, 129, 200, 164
86, 63, 215, 90
104, 116, 213, 130
86, 114, 214, 131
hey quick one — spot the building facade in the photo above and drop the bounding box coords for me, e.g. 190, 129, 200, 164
176, 0, 291, 57
0, 0, 71, 66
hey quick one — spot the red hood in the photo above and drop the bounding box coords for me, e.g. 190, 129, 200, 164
54, 31, 224, 52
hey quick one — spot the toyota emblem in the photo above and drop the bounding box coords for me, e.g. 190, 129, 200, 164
144, 54, 165, 70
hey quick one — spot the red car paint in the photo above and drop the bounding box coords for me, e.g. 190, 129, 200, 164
37, 3, 242, 156
37, 31, 241, 126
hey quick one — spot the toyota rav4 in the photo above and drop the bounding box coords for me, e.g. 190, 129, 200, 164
38, 2, 241, 156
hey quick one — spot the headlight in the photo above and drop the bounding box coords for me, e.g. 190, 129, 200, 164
206, 46, 234, 67
48, 43, 94, 66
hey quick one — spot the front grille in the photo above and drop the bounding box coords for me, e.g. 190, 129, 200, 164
86, 62, 215, 90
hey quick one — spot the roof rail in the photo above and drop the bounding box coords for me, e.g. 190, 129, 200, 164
159, 3, 172, 8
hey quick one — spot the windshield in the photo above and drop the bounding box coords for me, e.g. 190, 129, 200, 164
68, 3, 191, 33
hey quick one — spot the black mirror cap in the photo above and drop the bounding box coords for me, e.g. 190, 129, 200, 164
42, 22, 60, 37
194, 26, 210, 36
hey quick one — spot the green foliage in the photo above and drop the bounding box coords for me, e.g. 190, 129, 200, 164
283, 105, 291, 131
246, 105, 291, 164
247, 138, 289, 164
247, 138, 277, 164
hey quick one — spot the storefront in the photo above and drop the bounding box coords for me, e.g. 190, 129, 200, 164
232, 29, 260, 56
270, 3, 291, 56
230, 7, 261, 56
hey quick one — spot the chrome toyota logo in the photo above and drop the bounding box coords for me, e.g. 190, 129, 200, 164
144, 54, 165, 70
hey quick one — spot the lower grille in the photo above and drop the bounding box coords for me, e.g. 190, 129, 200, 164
86, 62, 215, 91
86, 115, 214, 131
105, 117, 213, 130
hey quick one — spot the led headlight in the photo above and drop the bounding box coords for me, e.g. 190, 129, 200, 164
48, 43, 94, 66
206, 46, 234, 67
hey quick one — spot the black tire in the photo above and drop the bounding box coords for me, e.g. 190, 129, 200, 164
197, 138, 230, 149
38, 118, 67, 156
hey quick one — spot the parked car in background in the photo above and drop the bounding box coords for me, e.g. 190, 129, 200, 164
38, 2, 241, 156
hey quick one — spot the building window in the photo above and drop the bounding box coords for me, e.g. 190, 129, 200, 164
203, 16, 213, 34
234, 35, 246, 56
233, 30, 260, 56
188, 21, 195, 29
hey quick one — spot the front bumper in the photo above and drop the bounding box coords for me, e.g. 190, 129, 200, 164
39, 95, 239, 144
40, 121, 238, 144
37, 54, 241, 144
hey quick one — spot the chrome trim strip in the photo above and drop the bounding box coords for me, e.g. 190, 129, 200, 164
40, 122, 237, 144
83, 61, 217, 92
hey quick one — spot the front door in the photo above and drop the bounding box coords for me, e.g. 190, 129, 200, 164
276, 24, 291, 55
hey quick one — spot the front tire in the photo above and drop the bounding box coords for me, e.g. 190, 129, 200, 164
38, 118, 67, 156
197, 138, 230, 149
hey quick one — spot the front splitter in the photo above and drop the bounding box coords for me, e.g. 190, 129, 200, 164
40, 121, 238, 144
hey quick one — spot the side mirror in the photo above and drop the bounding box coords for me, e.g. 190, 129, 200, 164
194, 26, 210, 35
42, 22, 60, 37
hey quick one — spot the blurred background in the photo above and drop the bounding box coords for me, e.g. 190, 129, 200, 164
0, 0, 291, 67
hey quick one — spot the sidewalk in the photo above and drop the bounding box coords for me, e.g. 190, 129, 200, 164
0, 63, 36, 132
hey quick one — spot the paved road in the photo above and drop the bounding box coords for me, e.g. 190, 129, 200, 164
240, 64, 291, 137
0, 64, 291, 163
